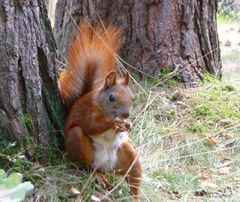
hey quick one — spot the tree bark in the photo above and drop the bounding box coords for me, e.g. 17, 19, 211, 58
55, 0, 222, 85
0, 0, 65, 156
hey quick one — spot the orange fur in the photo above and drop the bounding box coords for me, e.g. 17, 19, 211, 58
64, 90, 116, 137
59, 22, 121, 108
64, 90, 142, 201
116, 142, 142, 201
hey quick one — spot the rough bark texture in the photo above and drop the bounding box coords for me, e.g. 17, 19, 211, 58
55, 0, 221, 85
0, 0, 65, 153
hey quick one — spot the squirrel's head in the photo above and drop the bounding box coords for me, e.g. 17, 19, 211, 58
98, 71, 134, 120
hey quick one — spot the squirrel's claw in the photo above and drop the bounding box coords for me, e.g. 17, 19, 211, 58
114, 119, 132, 132
93, 172, 111, 189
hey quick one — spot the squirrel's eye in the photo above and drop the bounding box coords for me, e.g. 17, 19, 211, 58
109, 94, 116, 102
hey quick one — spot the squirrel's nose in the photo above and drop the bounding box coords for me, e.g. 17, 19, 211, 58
121, 111, 130, 119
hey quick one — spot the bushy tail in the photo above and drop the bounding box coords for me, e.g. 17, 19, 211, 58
59, 21, 122, 108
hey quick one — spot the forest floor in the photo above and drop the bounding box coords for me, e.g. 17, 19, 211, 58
1, 13, 240, 202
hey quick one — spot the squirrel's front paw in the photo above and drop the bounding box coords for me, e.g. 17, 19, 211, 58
114, 119, 132, 132
124, 119, 132, 130
114, 124, 127, 133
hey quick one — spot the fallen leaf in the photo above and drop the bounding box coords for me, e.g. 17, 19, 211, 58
199, 173, 211, 181
208, 136, 218, 145
219, 119, 233, 126
217, 139, 235, 148
168, 128, 177, 134
216, 133, 235, 148
91, 195, 101, 202
217, 158, 233, 168
70, 186, 81, 195
176, 101, 188, 108
218, 166, 231, 175
171, 190, 181, 199
222, 132, 234, 139
204, 133, 218, 145
200, 181, 217, 189
212, 186, 234, 198
194, 189, 207, 197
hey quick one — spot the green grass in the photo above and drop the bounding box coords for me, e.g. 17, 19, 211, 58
217, 12, 240, 26
221, 52, 240, 63
23, 114, 35, 137
129, 74, 240, 201
1, 74, 240, 201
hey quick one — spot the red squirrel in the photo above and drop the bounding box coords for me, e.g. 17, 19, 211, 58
59, 22, 142, 201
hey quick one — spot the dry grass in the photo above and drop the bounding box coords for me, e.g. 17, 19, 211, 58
16, 75, 240, 201
131, 77, 240, 201
0, 2, 240, 202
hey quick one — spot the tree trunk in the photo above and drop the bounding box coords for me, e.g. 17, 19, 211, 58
55, 0, 222, 85
0, 0, 65, 158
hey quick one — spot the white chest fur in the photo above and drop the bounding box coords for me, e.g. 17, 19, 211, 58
91, 130, 128, 172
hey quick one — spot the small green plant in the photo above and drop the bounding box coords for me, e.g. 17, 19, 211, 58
23, 114, 35, 136
189, 122, 208, 133
0, 169, 33, 201
152, 170, 200, 195
195, 104, 212, 117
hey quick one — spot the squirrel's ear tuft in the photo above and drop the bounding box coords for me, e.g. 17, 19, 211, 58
104, 71, 116, 88
124, 72, 130, 86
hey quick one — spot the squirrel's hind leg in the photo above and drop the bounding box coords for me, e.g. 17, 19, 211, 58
65, 126, 94, 168
116, 142, 142, 202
